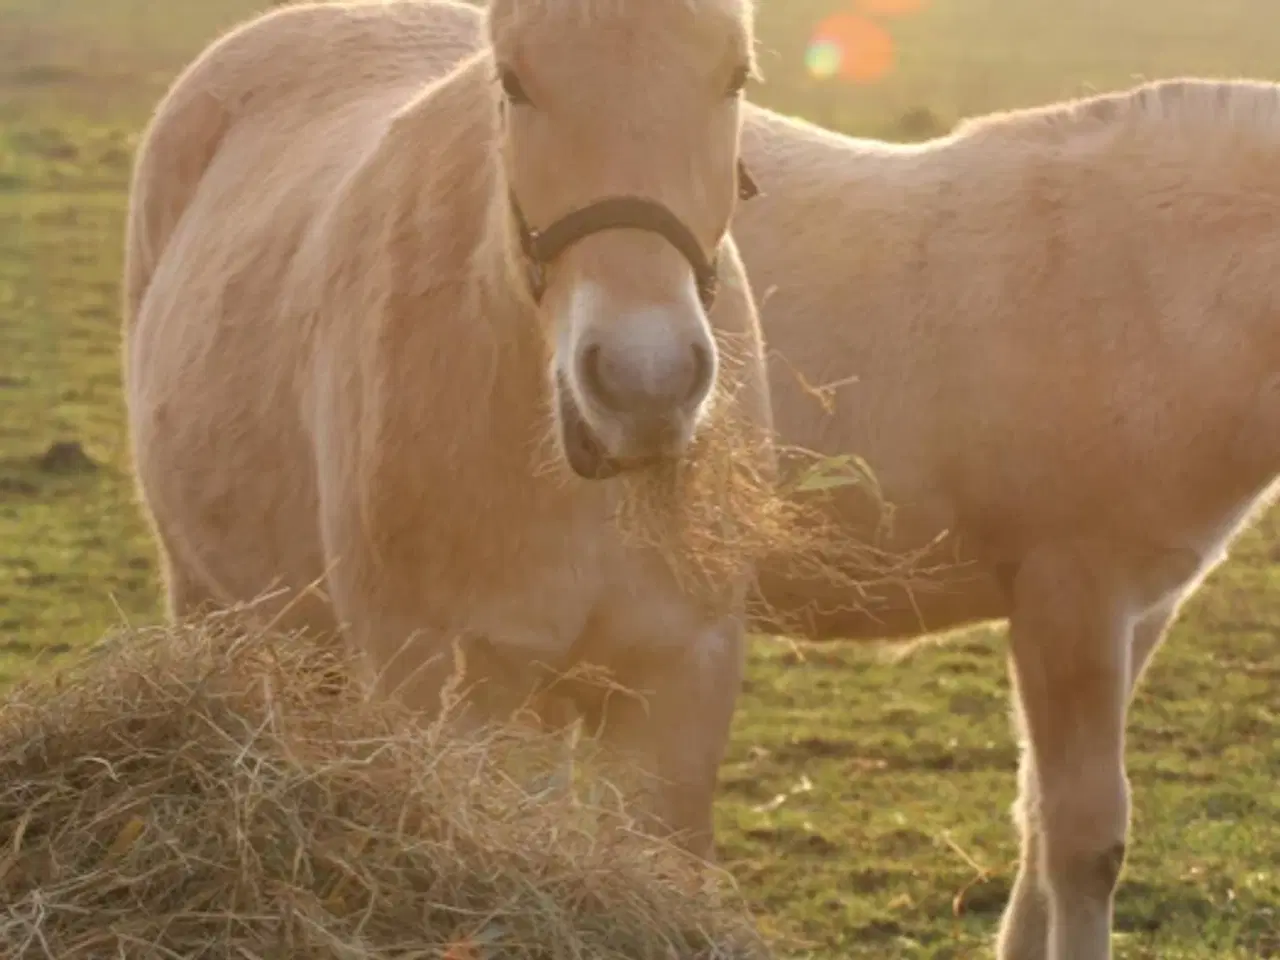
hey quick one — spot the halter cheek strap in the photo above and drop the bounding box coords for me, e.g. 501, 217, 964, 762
510, 158, 761, 312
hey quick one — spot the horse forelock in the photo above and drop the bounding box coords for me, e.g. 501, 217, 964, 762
486, 0, 753, 39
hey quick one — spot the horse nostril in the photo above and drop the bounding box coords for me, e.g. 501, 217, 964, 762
578, 341, 621, 412
685, 340, 715, 406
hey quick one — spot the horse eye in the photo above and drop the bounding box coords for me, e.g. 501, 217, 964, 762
725, 64, 751, 98
499, 67, 532, 106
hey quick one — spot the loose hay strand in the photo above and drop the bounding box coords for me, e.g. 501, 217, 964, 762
613, 328, 957, 629
0, 620, 771, 959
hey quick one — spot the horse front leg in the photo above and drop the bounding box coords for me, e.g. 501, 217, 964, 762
997, 541, 1136, 960
585, 613, 747, 861
998, 599, 1178, 959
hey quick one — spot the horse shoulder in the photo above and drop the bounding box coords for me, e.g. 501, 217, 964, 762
300, 97, 529, 575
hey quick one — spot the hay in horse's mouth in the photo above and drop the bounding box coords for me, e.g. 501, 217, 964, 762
556, 372, 684, 481
554, 372, 697, 481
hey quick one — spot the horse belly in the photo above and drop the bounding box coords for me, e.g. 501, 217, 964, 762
756, 417, 1005, 639
750, 533, 1007, 643
128, 306, 328, 625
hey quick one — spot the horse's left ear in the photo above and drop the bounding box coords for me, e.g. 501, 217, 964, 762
737, 159, 760, 201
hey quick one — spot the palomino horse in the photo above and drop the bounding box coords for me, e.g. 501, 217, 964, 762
737, 78, 1280, 959
122, 0, 770, 858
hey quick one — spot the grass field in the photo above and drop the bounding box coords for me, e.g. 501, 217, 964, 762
1, 0, 1278, 956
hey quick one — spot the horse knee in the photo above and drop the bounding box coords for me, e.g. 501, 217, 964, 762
1098, 841, 1127, 895
1049, 839, 1126, 897
1000, 834, 1124, 960
652, 779, 718, 859
1039, 777, 1129, 902
164, 564, 218, 621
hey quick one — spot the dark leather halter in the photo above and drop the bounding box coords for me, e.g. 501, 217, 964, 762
509, 159, 760, 312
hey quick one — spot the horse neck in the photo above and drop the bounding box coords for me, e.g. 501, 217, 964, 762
387, 53, 562, 480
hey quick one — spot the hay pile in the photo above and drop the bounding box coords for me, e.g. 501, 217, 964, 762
0, 619, 772, 959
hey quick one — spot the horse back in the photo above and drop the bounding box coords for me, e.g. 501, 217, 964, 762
123, 0, 485, 329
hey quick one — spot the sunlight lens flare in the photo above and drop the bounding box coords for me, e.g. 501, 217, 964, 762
805, 13, 895, 83
804, 38, 843, 79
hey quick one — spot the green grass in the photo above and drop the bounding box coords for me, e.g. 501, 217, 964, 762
1, 0, 1278, 956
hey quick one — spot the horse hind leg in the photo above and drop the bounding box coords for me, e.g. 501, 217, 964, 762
998, 599, 1177, 960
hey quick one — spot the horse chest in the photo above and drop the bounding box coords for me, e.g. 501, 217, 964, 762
457, 536, 722, 671
458, 559, 602, 662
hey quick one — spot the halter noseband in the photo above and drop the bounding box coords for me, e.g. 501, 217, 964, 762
509, 159, 760, 312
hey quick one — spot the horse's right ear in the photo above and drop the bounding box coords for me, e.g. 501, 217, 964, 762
737, 160, 760, 201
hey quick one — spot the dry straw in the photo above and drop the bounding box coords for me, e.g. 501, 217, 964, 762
613, 329, 957, 627
0, 617, 772, 959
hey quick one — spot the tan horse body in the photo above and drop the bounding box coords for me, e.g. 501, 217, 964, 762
123, 0, 770, 857
738, 80, 1280, 959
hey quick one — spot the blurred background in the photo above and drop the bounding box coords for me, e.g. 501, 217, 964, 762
7, 0, 1280, 136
